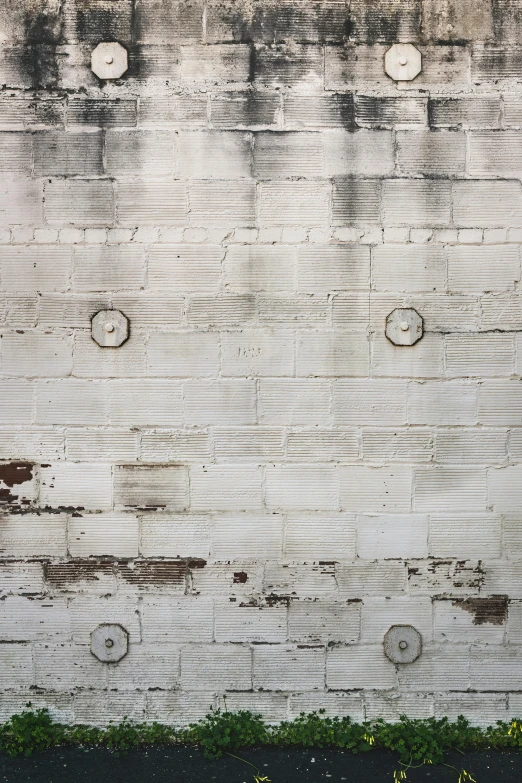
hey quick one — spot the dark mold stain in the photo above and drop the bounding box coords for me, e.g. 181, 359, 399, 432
0, 462, 33, 488
492, 0, 522, 41
453, 595, 508, 625
212, 4, 349, 44
21, 4, 63, 89
347, 0, 422, 44
233, 571, 248, 584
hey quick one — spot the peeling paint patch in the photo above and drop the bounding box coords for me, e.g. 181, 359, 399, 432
0, 462, 33, 488
453, 595, 508, 625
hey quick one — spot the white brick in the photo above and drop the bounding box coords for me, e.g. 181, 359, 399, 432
66, 430, 138, 461
362, 429, 433, 462
0, 693, 73, 724
141, 431, 211, 462
0, 644, 34, 689
140, 515, 212, 559
287, 430, 359, 461
399, 648, 469, 691
298, 245, 370, 291
0, 596, 70, 641
1, 333, 72, 377
221, 330, 295, 376
445, 334, 515, 377
435, 429, 507, 464
36, 380, 108, 425
74, 245, 145, 291
365, 693, 434, 721
259, 379, 331, 426
434, 599, 505, 644
488, 466, 522, 511
372, 245, 446, 292
434, 693, 508, 727
45, 180, 113, 225
225, 245, 297, 292
397, 130, 466, 175
181, 44, 250, 82
429, 515, 502, 558
469, 130, 522, 176
361, 596, 433, 644
414, 467, 487, 512
190, 465, 263, 510
382, 181, 452, 227
108, 380, 183, 426
212, 513, 283, 560
259, 183, 330, 226
479, 381, 522, 425
219, 692, 288, 722
254, 132, 324, 179
503, 517, 522, 559
337, 561, 407, 596
339, 466, 412, 513
68, 514, 139, 558
214, 428, 284, 462
40, 463, 112, 510
187, 294, 255, 327
38, 294, 108, 328
266, 464, 339, 511
289, 691, 363, 721
453, 181, 522, 227
190, 181, 256, 226
408, 381, 478, 425
105, 130, 177, 178
0, 562, 44, 596
0, 178, 43, 225
192, 561, 263, 596
114, 464, 189, 511
289, 600, 360, 644
331, 293, 370, 330
284, 515, 356, 561
333, 379, 407, 426
215, 602, 287, 643
116, 181, 187, 225
73, 332, 147, 378
324, 129, 394, 176
296, 333, 369, 377
147, 332, 220, 377
141, 596, 213, 643
357, 514, 428, 559
146, 691, 217, 725
179, 131, 251, 179
35, 644, 105, 691
254, 646, 325, 691
181, 645, 252, 690
470, 647, 522, 691
407, 558, 484, 596
0, 247, 71, 292
372, 334, 444, 378
185, 380, 256, 426
70, 596, 141, 644
73, 692, 147, 726
327, 647, 396, 690
0, 514, 67, 557
448, 245, 520, 293
0, 380, 34, 424
112, 294, 183, 328
264, 562, 336, 598
481, 294, 522, 331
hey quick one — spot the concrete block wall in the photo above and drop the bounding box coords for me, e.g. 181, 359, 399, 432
0, 0, 521, 726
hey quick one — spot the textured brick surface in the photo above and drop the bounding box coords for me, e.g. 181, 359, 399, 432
0, 0, 520, 727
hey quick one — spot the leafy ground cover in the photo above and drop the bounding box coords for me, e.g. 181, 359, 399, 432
0, 705, 521, 782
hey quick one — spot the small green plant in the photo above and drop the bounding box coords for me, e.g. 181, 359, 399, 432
2, 703, 521, 782
0, 704, 59, 757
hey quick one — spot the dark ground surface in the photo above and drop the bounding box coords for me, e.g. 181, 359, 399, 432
0, 747, 520, 782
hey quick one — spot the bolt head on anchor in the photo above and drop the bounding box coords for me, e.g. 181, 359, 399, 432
385, 43, 422, 81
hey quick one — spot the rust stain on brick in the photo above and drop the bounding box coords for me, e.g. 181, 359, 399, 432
453, 595, 508, 625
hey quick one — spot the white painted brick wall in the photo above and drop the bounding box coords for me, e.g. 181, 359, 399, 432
0, 0, 520, 727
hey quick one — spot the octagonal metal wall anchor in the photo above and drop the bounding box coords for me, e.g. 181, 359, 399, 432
385, 307, 423, 346
91, 309, 129, 348
385, 43, 422, 82
91, 624, 129, 663
91, 42, 128, 79
384, 625, 422, 664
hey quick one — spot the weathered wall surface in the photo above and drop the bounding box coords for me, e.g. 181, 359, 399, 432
0, 0, 521, 726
